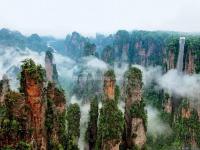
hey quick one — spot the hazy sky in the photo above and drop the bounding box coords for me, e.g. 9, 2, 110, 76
0, 0, 200, 37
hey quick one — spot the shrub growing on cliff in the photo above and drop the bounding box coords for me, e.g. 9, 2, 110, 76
85, 97, 99, 149
115, 85, 120, 102
66, 103, 80, 150
104, 69, 116, 81
96, 70, 124, 149
84, 42, 96, 56
173, 101, 200, 148
166, 37, 179, 66
16, 141, 31, 150
124, 67, 142, 88
96, 100, 124, 149
4, 91, 24, 118
45, 49, 53, 61
19, 59, 46, 93
130, 99, 147, 131
46, 83, 67, 149
101, 45, 115, 65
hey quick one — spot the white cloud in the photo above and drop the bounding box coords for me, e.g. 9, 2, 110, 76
147, 105, 172, 135
84, 56, 108, 71
0, 46, 75, 89
134, 65, 200, 101
158, 69, 200, 101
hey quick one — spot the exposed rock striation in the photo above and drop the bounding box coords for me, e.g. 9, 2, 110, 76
20, 59, 47, 150
97, 69, 124, 150
0, 75, 10, 105
103, 70, 116, 100
123, 67, 147, 149
45, 49, 59, 84
46, 82, 66, 149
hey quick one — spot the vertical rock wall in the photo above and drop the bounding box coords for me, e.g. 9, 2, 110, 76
103, 71, 116, 100
21, 61, 47, 150
123, 67, 146, 149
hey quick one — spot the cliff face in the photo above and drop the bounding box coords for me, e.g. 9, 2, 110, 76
45, 51, 54, 82
136, 42, 146, 66
181, 107, 191, 119
102, 140, 120, 150
45, 50, 59, 84
73, 72, 101, 103
197, 106, 200, 121
0, 59, 68, 149
114, 30, 165, 66
123, 67, 146, 149
46, 83, 66, 148
102, 71, 121, 150
168, 49, 175, 70
131, 118, 146, 147
121, 43, 129, 62
163, 94, 172, 114
114, 36, 165, 66
0, 75, 9, 105
185, 50, 195, 74
65, 32, 87, 59
19, 59, 47, 150
23, 70, 47, 150
97, 70, 124, 150
166, 37, 200, 74
0, 91, 32, 148
175, 101, 200, 149
103, 76, 115, 100
86, 98, 98, 150
0, 60, 47, 149
101, 45, 114, 65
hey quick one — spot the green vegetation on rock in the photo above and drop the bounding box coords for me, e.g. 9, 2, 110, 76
66, 103, 81, 150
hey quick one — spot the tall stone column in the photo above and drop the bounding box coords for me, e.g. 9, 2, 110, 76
123, 67, 146, 149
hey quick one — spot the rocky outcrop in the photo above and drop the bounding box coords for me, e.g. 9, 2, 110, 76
168, 49, 175, 69
21, 59, 47, 150
131, 118, 146, 147
47, 83, 66, 113
0, 75, 9, 105
46, 82, 66, 148
166, 37, 200, 74
185, 50, 195, 74
45, 50, 54, 82
97, 70, 123, 150
0, 91, 32, 148
121, 43, 129, 62
123, 67, 146, 149
102, 140, 121, 150
197, 106, 200, 121
73, 71, 101, 103
65, 32, 87, 59
86, 98, 98, 150
181, 107, 191, 119
25, 74, 46, 149
135, 41, 147, 66
176, 102, 200, 149
0, 59, 68, 149
45, 50, 59, 84
101, 45, 114, 65
103, 70, 116, 100
164, 94, 172, 113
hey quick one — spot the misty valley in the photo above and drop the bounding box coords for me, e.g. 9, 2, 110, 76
0, 29, 200, 150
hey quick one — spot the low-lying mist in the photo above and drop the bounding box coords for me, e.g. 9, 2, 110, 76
136, 65, 200, 102
146, 105, 172, 136
0, 46, 108, 92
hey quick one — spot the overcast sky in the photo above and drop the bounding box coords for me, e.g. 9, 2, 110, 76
0, 0, 200, 37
